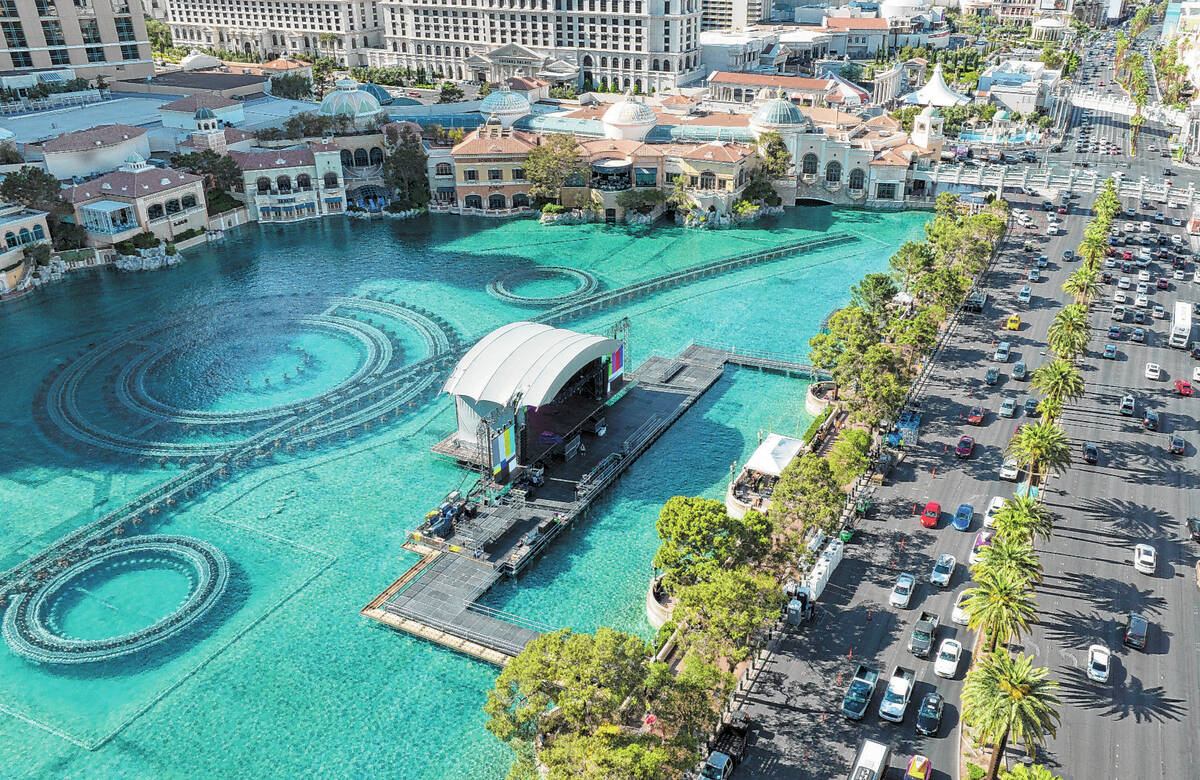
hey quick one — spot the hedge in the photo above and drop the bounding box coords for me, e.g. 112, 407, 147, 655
801, 406, 833, 446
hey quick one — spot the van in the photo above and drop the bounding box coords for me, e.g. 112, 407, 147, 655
1172, 234, 1183, 246
848, 739, 891, 780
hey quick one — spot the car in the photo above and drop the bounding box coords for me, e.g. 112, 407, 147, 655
920, 501, 940, 528
954, 435, 974, 458
983, 496, 1005, 528
985, 367, 1000, 385
1111, 306, 1126, 321
1102, 343, 1117, 359
1106, 324, 1123, 340
1113, 289, 1127, 304
1016, 286, 1032, 304
1013, 361, 1028, 380
1145, 362, 1161, 380
1005, 313, 1021, 330
966, 405, 985, 425
1176, 379, 1194, 396
1172, 217, 1183, 226
1153, 304, 1167, 319
1187, 517, 1200, 543
1029, 268, 1042, 283
951, 590, 971, 625
406, 90, 422, 97
1157, 277, 1171, 290
1155, 213, 1165, 223
1132, 309, 1145, 324
934, 639, 962, 678
1023, 397, 1040, 416
1136, 281, 1149, 295
953, 503, 974, 531
1194, 366, 1200, 382
1082, 441, 1099, 463
1193, 345, 1200, 359
1138, 269, 1151, 282
1175, 268, 1186, 280
1143, 410, 1159, 430
1168, 435, 1185, 455
970, 529, 996, 564
1036, 254, 1050, 269
914, 697, 943, 738
1194, 268, 1200, 283
998, 396, 1017, 418
930, 553, 956, 587
1135, 294, 1149, 308
1132, 328, 1146, 343
1124, 612, 1149, 650
1087, 644, 1111, 683
1102, 271, 1113, 284
994, 341, 1011, 362
890, 572, 916, 608
999, 456, 1019, 481
1117, 275, 1132, 289
1119, 393, 1136, 415
1134, 543, 1156, 574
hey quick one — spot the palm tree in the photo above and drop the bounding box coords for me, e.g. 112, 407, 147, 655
1007, 420, 1072, 491
962, 652, 1061, 780
1046, 305, 1090, 362
1074, 236, 1106, 274
974, 535, 1044, 584
993, 495, 1053, 546
1061, 267, 1100, 307
964, 569, 1039, 654
1130, 112, 1146, 152
1030, 359, 1084, 418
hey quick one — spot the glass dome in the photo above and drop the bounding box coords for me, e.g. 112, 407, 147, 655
480, 85, 531, 117
318, 78, 383, 119
751, 90, 805, 127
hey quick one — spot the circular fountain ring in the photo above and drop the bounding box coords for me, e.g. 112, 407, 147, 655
487, 267, 599, 306
2, 535, 229, 665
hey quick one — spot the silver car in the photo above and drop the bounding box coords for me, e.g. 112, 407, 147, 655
890, 573, 916, 608
930, 554, 956, 587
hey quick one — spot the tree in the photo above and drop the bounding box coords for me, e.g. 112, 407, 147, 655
270, 72, 313, 100
757, 131, 792, 178
525, 133, 586, 204
666, 174, 693, 211
438, 82, 465, 103
614, 187, 666, 214
1030, 359, 1083, 420
1046, 304, 1090, 362
973, 534, 1043, 585
381, 125, 430, 208
145, 16, 172, 53
889, 241, 936, 292
169, 149, 243, 192
673, 567, 784, 664
769, 453, 843, 537
0, 166, 61, 211
963, 569, 1039, 655
912, 265, 970, 311
1063, 264, 1100, 306
539, 727, 683, 780
999, 765, 1064, 780
1007, 420, 1071, 492
962, 652, 1061, 780
993, 495, 1053, 546
828, 428, 872, 486
850, 272, 899, 332
653, 496, 772, 590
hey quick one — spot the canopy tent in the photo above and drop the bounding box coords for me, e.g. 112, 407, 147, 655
902, 64, 970, 107
744, 433, 804, 477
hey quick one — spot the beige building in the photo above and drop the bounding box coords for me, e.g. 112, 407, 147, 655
0, 204, 50, 294
229, 143, 346, 223
39, 124, 151, 181
63, 156, 208, 247
0, 0, 152, 81
700, 0, 771, 32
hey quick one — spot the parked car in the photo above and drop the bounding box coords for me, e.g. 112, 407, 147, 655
1023, 397, 1040, 416
951, 591, 971, 625
1146, 362, 1161, 380
969, 529, 996, 564
920, 502, 940, 528
934, 639, 962, 678
1168, 435, 1186, 455
891, 573, 916, 608
985, 367, 1000, 385
1124, 613, 1149, 650
984, 496, 1005, 528
1013, 361, 1028, 380
930, 554, 956, 587
999, 397, 1017, 418
1103, 343, 1118, 359
914, 696, 943, 737
1176, 379, 1194, 396
953, 503, 974, 531
1119, 394, 1136, 415
1144, 410, 1160, 430
993, 341, 1011, 362
1017, 286, 1032, 304
967, 406, 985, 425
1134, 543, 1157, 574
954, 435, 975, 458
1006, 313, 1021, 330
999, 456, 1019, 481
1131, 328, 1145, 343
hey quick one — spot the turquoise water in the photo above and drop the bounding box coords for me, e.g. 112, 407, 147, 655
0, 208, 927, 777
958, 129, 1043, 145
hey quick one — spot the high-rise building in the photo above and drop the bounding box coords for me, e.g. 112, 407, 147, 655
700, 0, 771, 32
166, 0, 383, 66
373, 0, 704, 92
0, 0, 153, 81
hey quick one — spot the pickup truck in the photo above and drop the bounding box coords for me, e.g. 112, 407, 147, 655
841, 664, 880, 720
701, 710, 751, 780
909, 611, 940, 657
878, 665, 915, 723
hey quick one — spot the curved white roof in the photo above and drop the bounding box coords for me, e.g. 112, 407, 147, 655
442, 322, 621, 408
744, 433, 803, 477
603, 90, 658, 126
904, 64, 970, 107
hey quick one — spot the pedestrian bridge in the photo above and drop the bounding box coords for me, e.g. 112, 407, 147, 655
1067, 89, 1188, 130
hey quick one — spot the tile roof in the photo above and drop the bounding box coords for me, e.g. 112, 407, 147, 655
160, 93, 240, 113
178, 127, 254, 149
660, 94, 697, 105
672, 141, 756, 163
709, 72, 833, 90
228, 143, 340, 172
41, 124, 147, 154
825, 16, 891, 29
65, 167, 202, 204
452, 126, 541, 155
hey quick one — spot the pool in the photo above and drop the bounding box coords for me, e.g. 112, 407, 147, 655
958, 129, 1043, 145
0, 208, 928, 777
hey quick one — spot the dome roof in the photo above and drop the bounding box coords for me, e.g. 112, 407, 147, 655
1033, 15, 1064, 26
752, 90, 805, 127
480, 84, 531, 116
358, 82, 394, 106
603, 90, 658, 126
919, 105, 939, 118
318, 78, 382, 119
194, 106, 216, 120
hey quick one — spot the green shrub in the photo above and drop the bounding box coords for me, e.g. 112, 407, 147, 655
966, 763, 986, 780
165, 242, 177, 255
801, 407, 833, 445
654, 620, 676, 652
205, 189, 241, 216
173, 227, 206, 242
131, 231, 159, 249
541, 203, 565, 214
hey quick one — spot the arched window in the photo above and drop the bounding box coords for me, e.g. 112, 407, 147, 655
435, 162, 452, 176
488, 193, 506, 209
699, 171, 716, 190
32, 224, 45, 240
277, 175, 292, 192
600, 56, 608, 68
623, 57, 630, 69
340, 149, 354, 167
849, 168, 865, 190
353, 148, 369, 166
4, 232, 14, 249
802, 154, 818, 175
257, 177, 271, 193
369, 147, 384, 165
165, 199, 181, 214
634, 79, 642, 92
181, 194, 197, 209
825, 161, 842, 184
324, 172, 339, 188
17, 227, 32, 244
296, 174, 311, 189
651, 59, 659, 71
464, 194, 483, 209
512, 193, 530, 208
583, 55, 593, 66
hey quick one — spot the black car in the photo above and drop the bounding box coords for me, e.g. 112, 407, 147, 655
1083, 441, 1099, 463
1168, 435, 1185, 455
1133, 310, 1146, 324
1187, 517, 1200, 542
915, 691, 944, 736
1024, 397, 1040, 416
1101, 271, 1113, 283
1144, 410, 1160, 431
1124, 613, 1149, 650
1107, 325, 1123, 339
1192, 345, 1200, 360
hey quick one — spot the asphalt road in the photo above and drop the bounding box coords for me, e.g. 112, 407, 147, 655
738, 119, 1200, 779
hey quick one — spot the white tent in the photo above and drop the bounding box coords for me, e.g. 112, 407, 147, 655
744, 433, 804, 477
903, 64, 970, 107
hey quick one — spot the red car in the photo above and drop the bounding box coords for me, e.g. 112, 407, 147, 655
1122, 250, 1133, 260
967, 406, 985, 425
1176, 379, 1194, 396
955, 435, 975, 458
921, 501, 940, 528
1158, 277, 1171, 290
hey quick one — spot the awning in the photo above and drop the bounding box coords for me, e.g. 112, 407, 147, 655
744, 433, 804, 477
634, 167, 656, 174
38, 71, 67, 83
437, 186, 456, 194
324, 197, 342, 203
80, 199, 132, 214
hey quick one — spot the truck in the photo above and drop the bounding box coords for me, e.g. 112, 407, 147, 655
701, 710, 751, 780
1170, 301, 1193, 348
877, 666, 915, 723
783, 581, 813, 625
908, 611, 940, 657
841, 664, 880, 720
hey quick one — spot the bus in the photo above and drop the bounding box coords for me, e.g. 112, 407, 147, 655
1170, 301, 1193, 349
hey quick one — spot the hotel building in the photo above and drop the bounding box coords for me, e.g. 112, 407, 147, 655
0, 0, 153, 81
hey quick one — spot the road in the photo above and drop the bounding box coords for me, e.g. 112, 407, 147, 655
738, 68, 1200, 780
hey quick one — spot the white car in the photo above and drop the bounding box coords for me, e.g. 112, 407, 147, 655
1136, 281, 1149, 295
1114, 289, 1127, 304
1193, 269, 1200, 284
1135, 294, 1149, 308
1193, 366, 1200, 382
999, 457, 1020, 481
1087, 644, 1111, 683
1138, 270, 1151, 282
930, 554, 956, 587
1117, 275, 1132, 289
934, 638, 963, 678
984, 496, 1006, 528
1134, 543, 1156, 574
951, 591, 971, 625
1145, 362, 1161, 380
1175, 269, 1186, 281
890, 572, 916, 608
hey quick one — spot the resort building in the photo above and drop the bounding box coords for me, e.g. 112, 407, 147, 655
158, 94, 247, 130
229, 143, 347, 222
0, 0, 153, 82
700, 0, 772, 32
707, 71, 871, 108
38, 124, 151, 181
446, 118, 539, 215
62, 155, 208, 247
0, 204, 51, 294
166, 0, 382, 66
975, 60, 1061, 114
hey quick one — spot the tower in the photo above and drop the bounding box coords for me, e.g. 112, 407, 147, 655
911, 105, 944, 158
190, 107, 226, 154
